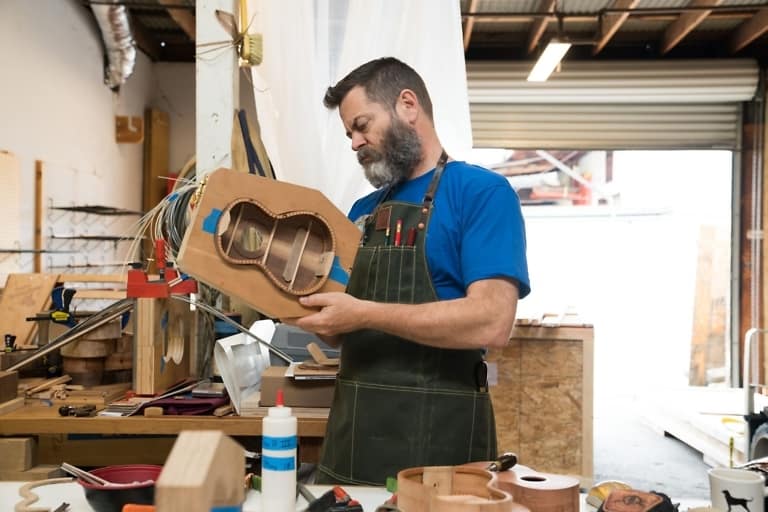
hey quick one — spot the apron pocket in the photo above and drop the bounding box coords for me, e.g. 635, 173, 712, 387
372, 246, 418, 303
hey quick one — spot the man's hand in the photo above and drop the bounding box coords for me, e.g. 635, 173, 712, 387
295, 292, 369, 337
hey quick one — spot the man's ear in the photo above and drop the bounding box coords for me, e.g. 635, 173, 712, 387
396, 89, 419, 123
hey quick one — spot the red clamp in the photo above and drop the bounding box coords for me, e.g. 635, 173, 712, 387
126, 239, 198, 298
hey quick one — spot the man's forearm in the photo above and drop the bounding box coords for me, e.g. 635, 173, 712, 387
295, 278, 519, 350
361, 294, 514, 349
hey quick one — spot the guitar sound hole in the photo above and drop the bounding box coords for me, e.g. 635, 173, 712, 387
521, 475, 547, 482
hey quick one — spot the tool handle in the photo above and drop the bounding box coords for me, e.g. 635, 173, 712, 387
487, 452, 517, 472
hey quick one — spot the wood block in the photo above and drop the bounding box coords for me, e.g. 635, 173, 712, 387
0, 396, 25, 415
487, 324, 594, 486
0, 273, 59, 346
156, 430, 245, 512
0, 351, 33, 371
0, 464, 64, 481
0, 437, 36, 471
0, 370, 19, 403
177, 168, 360, 319
37, 434, 175, 466
134, 298, 194, 395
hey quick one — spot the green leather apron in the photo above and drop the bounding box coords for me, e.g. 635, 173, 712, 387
316, 154, 498, 485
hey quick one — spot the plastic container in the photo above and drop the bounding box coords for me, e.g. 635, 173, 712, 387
261, 388, 297, 512
77, 464, 161, 512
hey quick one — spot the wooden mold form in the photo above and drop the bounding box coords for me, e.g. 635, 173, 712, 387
177, 169, 360, 319
134, 297, 196, 395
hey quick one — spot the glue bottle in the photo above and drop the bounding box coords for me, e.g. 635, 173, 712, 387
261, 388, 297, 512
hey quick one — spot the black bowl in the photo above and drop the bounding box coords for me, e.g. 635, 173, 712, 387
77, 464, 162, 512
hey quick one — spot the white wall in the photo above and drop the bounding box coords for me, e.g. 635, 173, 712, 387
153, 63, 196, 174
0, 1, 156, 275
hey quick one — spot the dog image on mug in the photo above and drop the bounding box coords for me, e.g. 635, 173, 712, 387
709, 468, 768, 512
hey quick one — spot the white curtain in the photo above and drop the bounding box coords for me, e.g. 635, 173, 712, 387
248, 0, 471, 213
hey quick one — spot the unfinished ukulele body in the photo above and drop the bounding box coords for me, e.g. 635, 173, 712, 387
216, 199, 336, 296
396, 466, 530, 512
178, 169, 360, 319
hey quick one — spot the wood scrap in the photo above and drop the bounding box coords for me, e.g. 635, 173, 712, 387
24, 375, 71, 397
213, 404, 234, 417
14, 477, 72, 511
0, 273, 59, 346
0, 397, 25, 416
307, 342, 339, 366
0, 437, 36, 471
0, 370, 19, 403
155, 431, 245, 512
28, 382, 129, 405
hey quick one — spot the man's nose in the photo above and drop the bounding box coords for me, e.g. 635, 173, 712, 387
351, 132, 366, 151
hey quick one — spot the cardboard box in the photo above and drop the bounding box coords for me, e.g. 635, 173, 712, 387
259, 365, 335, 408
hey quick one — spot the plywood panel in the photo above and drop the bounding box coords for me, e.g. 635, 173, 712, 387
487, 324, 593, 485
0, 273, 59, 345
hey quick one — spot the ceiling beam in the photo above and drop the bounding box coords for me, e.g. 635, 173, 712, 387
128, 13, 161, 61
593, 0, 640, 55
730, 7, 768, 53
661, 0, 723, 54
527, 0, 556, 54
158, 0, 196, 40
463, 0, 479, 51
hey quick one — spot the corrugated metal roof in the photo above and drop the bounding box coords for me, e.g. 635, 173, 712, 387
113, 0, 768, 62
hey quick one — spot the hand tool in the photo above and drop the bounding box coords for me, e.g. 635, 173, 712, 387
298, 483, 363, 512
486, 451, 518, 472
52, 503, 70, 512
4, 334, 16, 352
58, 404, 97, 417
50, 287, 77, 327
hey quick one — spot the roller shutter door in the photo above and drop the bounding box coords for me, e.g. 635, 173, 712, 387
467, 59, 759, 150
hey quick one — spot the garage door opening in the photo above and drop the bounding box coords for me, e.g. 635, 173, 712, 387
473, 147, 734, 497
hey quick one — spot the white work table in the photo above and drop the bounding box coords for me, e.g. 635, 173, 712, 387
1, 480, 711, 511
2, 482, 386, 511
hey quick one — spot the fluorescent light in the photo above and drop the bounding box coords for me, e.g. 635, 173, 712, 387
527, 41, 572, 82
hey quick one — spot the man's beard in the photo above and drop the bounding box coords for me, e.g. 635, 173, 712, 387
357, 118, 422, 189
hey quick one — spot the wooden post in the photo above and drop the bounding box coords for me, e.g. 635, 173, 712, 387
34, 161, 43, 273
196, 0, 239, 179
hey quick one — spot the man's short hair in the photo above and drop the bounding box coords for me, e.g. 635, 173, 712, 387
323, 57, 434, 120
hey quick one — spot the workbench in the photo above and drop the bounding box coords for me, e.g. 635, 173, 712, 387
0, 404, 328, 467
0, 481, 707, 511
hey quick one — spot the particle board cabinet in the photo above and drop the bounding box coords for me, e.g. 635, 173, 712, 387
486, 322, 593, 486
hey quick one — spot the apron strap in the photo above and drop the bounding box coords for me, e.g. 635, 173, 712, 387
417, 149, 449, 228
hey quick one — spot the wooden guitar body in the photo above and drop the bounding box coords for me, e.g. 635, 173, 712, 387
396, 466, 530, 512
464, 462, 580, 512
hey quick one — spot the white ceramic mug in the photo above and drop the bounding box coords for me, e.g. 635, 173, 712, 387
709, 467, 768, 512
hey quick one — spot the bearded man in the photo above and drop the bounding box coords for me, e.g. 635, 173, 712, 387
296, 57, 530, 485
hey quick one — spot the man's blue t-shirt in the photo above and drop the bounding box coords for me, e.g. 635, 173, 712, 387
348, 161, 531, 300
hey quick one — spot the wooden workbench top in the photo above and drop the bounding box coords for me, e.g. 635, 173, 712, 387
0, 404, 329, 437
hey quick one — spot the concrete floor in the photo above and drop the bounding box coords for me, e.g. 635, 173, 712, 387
593, 390, 711, 501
